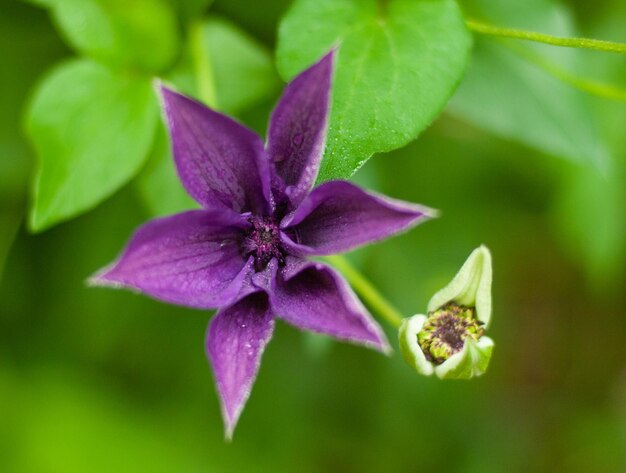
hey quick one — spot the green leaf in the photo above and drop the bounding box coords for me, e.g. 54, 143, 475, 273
524, 4, 626, 289
276, 0, 471, 182
136, 125, 198, 217
449, 0, 610, 167
168, 0, 213, 21
176, 16, 280, 113
204, 17, 280, 114
26, 59, 158, 232
552, 163, 626, 288
38, 0, 179, 73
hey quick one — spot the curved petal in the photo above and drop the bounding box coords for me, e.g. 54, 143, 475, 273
267, 50, 334, 208
427, 246, 493, 326
90, 210, 251, 309
206, 292, 274, 439
281, 181, 435, 255
434, 336, 494, 380
159, 85, 271, 214
272, 261, 389, 353
236, 257, 279, 300
398, 315, 435, 376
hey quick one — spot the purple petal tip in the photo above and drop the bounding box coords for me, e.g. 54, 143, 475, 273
86, 265, 121, 288
206, 294, 274, 440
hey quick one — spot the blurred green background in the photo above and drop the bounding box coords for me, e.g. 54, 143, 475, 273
1, 0, 625, 472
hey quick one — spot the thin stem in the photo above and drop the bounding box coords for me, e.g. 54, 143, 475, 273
507, 42, 626, 103
189, 20, 218, 108
323, 255, 404, 328
466, 18, 626, 55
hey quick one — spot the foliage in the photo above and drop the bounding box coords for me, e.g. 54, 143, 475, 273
2, 0, 626, 470
277, 0, 471, 181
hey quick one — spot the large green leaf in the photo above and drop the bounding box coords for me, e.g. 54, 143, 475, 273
276, 0, 471, 182
552, 163, 626, 288
36, 0, 179, 73
449, 0, 610, 167
26, 59, 158, 232
550, 5, 626, 288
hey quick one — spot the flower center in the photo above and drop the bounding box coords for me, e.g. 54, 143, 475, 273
417, 302, 484, 364
242, 216, 286, 271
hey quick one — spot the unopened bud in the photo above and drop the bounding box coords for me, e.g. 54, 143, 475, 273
399, 246, 494, 379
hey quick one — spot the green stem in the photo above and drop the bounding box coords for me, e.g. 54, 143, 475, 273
466, 18, 626, 55
189, 20, 218, 108
506, 41, 626, 103
323, 255, 404, 328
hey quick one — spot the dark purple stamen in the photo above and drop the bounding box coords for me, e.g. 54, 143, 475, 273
242, 216, 285, 271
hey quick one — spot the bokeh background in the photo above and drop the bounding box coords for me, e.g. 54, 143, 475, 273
1, 0, 625, 472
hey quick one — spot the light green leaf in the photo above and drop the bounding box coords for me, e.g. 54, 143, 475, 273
38, 0, 179, 73
277, 0, 471, 182
136, 125, 198, 217
168, 0, 213, 21
26, 59, 158, 232
178, 16, 280, 113
449, 0, 610, 167
204, 17, 280, 114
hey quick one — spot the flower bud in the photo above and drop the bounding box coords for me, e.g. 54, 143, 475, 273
399, 246, 494, 379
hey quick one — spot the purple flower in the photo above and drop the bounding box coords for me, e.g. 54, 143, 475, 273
92, 51, 434, 438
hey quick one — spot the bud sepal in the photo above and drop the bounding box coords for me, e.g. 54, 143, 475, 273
428, 245, 492, 327
399, 315, 434, 376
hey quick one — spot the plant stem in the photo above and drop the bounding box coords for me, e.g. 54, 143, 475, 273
506, 41, 626, 104
323, 255, 404, 328
189, 20, 218, 108
466, 18, 626, 55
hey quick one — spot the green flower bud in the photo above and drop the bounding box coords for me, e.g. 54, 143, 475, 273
398, 246, 494, 379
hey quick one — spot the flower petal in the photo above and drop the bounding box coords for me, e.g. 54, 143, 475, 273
206, 292, 274, 439
267, 50, 334, 207
90, 210, 251, 309
237, 257, 279, 300
272, 261, 389, 353
159, 85, 271, 214
281, 181, 435, 255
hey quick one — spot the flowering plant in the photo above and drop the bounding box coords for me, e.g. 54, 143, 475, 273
92, 51, 434, 437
